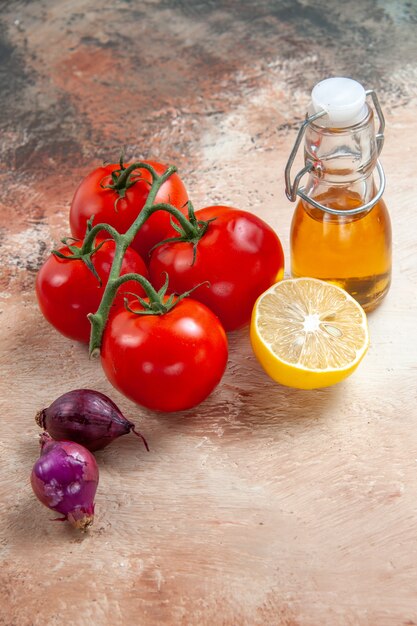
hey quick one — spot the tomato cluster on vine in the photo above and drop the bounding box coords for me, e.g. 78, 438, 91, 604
36, 159, 284, 412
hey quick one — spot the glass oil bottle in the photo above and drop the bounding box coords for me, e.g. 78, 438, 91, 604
286, 77, 392, 312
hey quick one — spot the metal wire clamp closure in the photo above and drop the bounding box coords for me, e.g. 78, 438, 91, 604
284, 90, 386, 216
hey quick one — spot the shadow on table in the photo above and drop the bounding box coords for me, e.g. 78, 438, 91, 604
3, 490, 91, 546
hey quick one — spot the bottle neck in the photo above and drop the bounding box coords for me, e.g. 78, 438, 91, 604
303, 106, 378, 204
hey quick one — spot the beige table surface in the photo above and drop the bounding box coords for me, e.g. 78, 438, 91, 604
1, 1, 417, 625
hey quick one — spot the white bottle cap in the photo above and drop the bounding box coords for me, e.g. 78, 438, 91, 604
311, 77, 367, 128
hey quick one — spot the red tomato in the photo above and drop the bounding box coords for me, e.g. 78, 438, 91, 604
101, 298, 228, 412
69, 161, 189, 260
148, 206, 285, 331
36, 240, 148, 343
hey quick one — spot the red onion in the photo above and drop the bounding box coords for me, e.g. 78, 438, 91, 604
36, 389, 148, 452
31, 434, 99, 530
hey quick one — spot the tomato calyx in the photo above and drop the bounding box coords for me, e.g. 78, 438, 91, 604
120, 272, 210, 317
52, 236, 111, 287
99, 155, 152, 211
52, 217, 119, 287
150, 201, 216, 264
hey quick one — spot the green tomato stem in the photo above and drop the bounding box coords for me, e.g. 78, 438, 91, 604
110, 161, 159, 193
80, 223, 122, 254
87, 164, 200, 356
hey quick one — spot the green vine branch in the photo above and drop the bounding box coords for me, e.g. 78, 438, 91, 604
84, 162, 210, 357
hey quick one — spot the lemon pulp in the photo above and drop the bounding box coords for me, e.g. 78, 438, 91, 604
250, 278, 369, 389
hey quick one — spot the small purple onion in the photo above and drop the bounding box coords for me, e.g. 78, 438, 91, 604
31, 433, 99, 530
35, 389, 148, 452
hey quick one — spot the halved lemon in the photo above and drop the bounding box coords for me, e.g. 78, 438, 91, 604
250, 278, 369, 389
